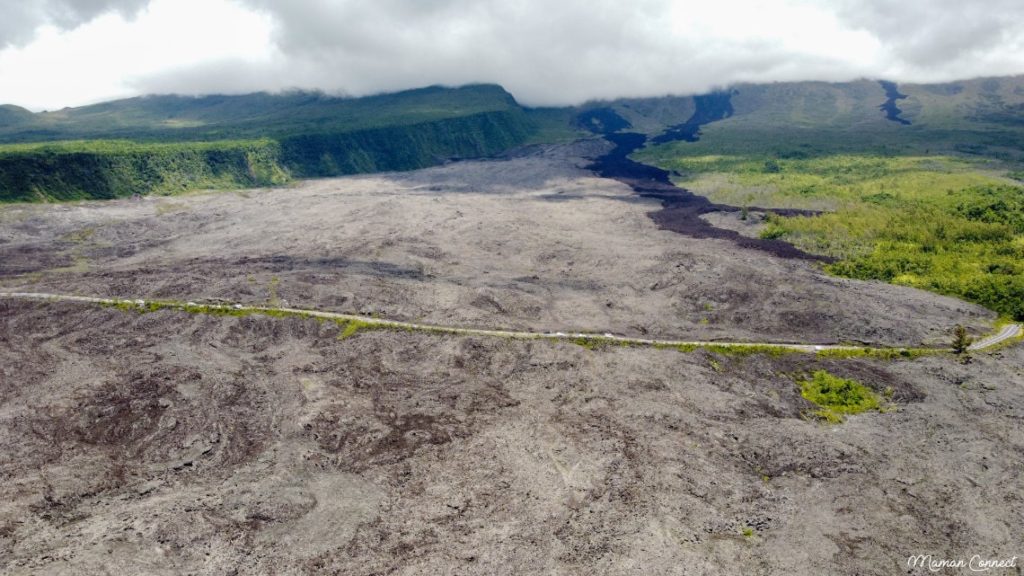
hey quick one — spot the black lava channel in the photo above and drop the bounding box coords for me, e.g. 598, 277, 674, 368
583, 102, 830, 262
878, 80, 912, 125
651, 92, 735, 144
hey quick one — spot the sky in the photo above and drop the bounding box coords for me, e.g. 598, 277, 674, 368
1, 0, 1023, 110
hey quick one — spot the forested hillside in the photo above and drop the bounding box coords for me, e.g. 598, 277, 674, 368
0, 86, 547, 201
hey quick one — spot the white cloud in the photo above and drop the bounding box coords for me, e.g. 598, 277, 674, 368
1, 0, 1024, 110
0, 0, 274, 110
0, 0, 149, 48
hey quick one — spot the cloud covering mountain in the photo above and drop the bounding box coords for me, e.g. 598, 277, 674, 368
2, 0, 1024, 108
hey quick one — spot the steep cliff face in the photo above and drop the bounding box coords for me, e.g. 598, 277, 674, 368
0, 141, 288, 202
0, 85, 538, 202
278, 109, 533, 177
0, 110, 533, 202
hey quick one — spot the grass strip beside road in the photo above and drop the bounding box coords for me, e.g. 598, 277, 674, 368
4, 291, 1013, 356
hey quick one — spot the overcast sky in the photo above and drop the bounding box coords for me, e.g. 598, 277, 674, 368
2, 0, 1023, 110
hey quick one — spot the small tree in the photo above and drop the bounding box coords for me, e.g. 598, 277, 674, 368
952, 324, 972, 355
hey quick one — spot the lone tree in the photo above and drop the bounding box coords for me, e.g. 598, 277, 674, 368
952, 324, 972, 355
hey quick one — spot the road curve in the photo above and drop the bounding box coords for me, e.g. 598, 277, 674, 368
0, 291, 1018, 354
969, 323, 1023, 351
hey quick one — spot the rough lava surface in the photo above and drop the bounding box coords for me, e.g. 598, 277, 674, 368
0, 141, 993, 346
1, 142, 1021, 575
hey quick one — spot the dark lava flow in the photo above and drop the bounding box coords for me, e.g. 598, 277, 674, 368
583, 99, 830, 261
878, 80, 912, 125
574, 107, 634, 134
651, 92, 735, 144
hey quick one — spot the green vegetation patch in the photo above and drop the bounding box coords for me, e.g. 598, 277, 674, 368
638, 152, 1001, 211
570, 336, 634, 350
334, 319, 387, 340
0, 139, 289, 202
814, 347, 937, 360
0, 109, 534, 203
0, 85, 538, 203
798, 370, 882, 423
638, 149, 1024, 320
703, 344, 798, 357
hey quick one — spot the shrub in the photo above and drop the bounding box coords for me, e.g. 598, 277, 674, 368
798, 370, 881, 423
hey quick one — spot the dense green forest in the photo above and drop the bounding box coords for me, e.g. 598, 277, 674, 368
0, 139, 287, 202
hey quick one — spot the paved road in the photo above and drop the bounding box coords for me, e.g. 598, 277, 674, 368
1, 291, 1018, 353
969, 323, 1023, 351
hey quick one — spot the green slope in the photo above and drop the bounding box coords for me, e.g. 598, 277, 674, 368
634, 76, 1024, 320
1, 84, 524, 143
639, 76, 1024, 160
4, 76, 1024, 204
0, 110, 533, 202
0, 139, 288, 202
0, 105, 34, 128
0, 85, 549, 202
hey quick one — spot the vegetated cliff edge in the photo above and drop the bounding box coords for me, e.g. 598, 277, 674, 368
0, 85, 536, 202
0, 111, 532, 202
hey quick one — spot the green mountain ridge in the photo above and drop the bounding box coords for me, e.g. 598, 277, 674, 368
627, 76, 1024, 321
0, 85, 543, 202
3, 76, 1024, 204
6, 75, 1024, 144
0, 109, 534, 202
628, 76, 1024, 160
0, 104, 34, 128
0, 84, 523, 143
2, 76, 1023, 320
